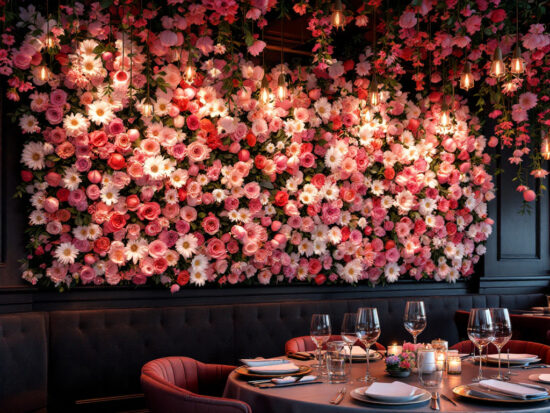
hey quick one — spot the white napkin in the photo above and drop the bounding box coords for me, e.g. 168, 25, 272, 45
343, 346, 376, 357
247, 363, 300, 374
298, 375, 317, 382
271, 376, 296, 384
365, 381, 420, 401
479, 379, 548, 399
240, 358, 289, 367
487, 353, 537, 362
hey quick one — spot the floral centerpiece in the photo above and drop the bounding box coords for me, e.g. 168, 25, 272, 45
385, 349, 417, 377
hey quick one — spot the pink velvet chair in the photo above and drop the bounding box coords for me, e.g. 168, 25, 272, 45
450, 340, 550, 363
141, 357, 252, 413
285, 335, 386, 354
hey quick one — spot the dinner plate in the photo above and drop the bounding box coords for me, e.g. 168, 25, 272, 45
351, 387, 431, 406
529, 374, 550, 384
452, 385, 550, 404
487, 353, 539, 363
473, 356, 542, 366
364, 382, 424, 402
351, 351, 383, 362
234, 365, 312, 379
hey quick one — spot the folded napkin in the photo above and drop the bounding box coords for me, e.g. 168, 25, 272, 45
343, 346, 376, 357
271, 375, 317, 384
240, 358, 290, 367
479, 379, 548, 400
487, 353, 537, 362
247, 363, 300, 374
365, 381, 421, 400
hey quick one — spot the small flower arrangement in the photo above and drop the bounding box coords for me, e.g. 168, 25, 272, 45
385, 350, 416, 372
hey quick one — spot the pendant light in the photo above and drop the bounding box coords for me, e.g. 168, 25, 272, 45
331, 0, 345, 30
276, 17, 288, 101
460, 62, 474, 91
184, 56, 196, 83
37, 65, 51, 81
510, 0, 525, 76
542, 134, 550, 160
259, 75, 271, 105
439, 99, 451, 130
490, 46, 506, 79
142, 19, 153, 117
369, 7, 380, 106
142, 98, 154, 117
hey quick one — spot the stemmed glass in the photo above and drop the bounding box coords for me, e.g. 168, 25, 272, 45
467, 308, 494, 382
310, 314, 331, 370
404, 301, 427, 344
356, 307, 381, 383
341, 313, 357, 382
490, 308, 512, 381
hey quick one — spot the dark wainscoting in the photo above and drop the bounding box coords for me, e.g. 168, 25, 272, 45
0, 85, 549, 314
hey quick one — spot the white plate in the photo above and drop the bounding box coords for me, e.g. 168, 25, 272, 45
529, 374, 550, 384
474, 356, 542, 366
351, 386, 430, 406
247, 363, 300, 374
364, 382, 423, 402
487, 353, 539, 363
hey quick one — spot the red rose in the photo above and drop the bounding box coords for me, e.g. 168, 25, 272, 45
407, 118, 420, 132
177, 270, 190, 286
311, 174, 325, 189
489, 9, 506, 23
109, 213, 126, 231
343, 59, 354, 72
314, 273, 327, 285
199, 118, 214, 132
186, 114, 199, 130
384, 167, 395, 180
247, 132, 256, 147
308, 258, 322, 275
178, 188, 187, 202
137, 202, 161, 221
108, 153, 126, 170
446, 222, 457, 236
153, 257, 168, 274
274, 191, 289, 207
57, 188, 70, 202
255, 155, 266, 170
21, 170, 33, 182
341, 226, 350, 242
94, 237, 111, 253
126, 194, 140, 210
385, 240, 395, 250
89, 130, 108, 147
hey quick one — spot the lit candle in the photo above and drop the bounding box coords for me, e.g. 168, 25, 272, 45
436, 351, 446, 371
387, 344, 403, 356
447, 354, 462, 374
431, 339, 448, 351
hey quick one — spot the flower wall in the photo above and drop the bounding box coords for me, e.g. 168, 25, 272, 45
2, 0, 547, 290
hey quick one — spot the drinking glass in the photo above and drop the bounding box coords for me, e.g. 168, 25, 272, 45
310, 314, 331, 370
326, 341, 347, 383
356, 307, 381, 383
417, 348, 443, 389
467, 308, 494, 382
404, 301, 427, 344
341, 313, 357, 382
490, 308, 512, 380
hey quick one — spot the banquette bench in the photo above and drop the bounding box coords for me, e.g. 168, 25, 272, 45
0, 293, 545, 413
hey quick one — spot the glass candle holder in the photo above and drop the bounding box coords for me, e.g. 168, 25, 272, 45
435, 350, 446, 371
431, 339, 448, 351
447, 353, 462, 374
387, 344, 403, 356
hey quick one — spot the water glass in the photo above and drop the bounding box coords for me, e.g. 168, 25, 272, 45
310, 314, 331, 370
326, 341, 347, 383
341, 313, 358, 382
404, 301, 427, 344
417, 349, 443, 389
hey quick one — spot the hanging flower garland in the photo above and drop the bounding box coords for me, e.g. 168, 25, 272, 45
0, 0, 503, 290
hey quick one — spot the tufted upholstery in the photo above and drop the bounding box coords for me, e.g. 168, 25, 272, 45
0, 293, 545, 411
0, 312, 48, 413
285, 335, 385, 353
141, 357, 251, 413
455, 309, 550, 344
450, 340, 550, 363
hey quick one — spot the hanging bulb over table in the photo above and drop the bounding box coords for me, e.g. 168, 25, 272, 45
542, 135, 550, 160
142, 98, 154, 117
439, 99, 451, 131
259, 75, 271, 105
276, 72, 287, 101
510, 44, 525, 76
460, 62, 474, 91
37, 65, 50, 82
368, 75, 379, 106
331, 0, 345, 29
490, 46, 506, 79
184, 59, 196, 83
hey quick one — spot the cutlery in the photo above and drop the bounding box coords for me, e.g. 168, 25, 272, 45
286, 352, 314, 361
440, 393, 457, 406
522, 364, 550, 369
430, 392, 440, 410
247, 379, 272, 385
258, 380, 323, 389
329, 387, 347, 405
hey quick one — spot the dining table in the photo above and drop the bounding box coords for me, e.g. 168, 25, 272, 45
223, 355, 550, 412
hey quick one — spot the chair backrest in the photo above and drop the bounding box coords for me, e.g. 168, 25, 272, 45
285, 335, 385, 353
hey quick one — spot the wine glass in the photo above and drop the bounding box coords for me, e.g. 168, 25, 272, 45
356, 307, 381, 383
341, 313, 357, 382
467, 308, 494, 382
490, 308, 512, 381
310, 314, 331, 370
404, 301, 427, 344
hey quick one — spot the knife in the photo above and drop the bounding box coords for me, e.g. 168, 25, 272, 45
440, 393, 458, 406
330, 387, 347, 404
258, 380, 323, 389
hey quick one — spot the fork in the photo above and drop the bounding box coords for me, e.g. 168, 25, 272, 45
329, 387, 347, 404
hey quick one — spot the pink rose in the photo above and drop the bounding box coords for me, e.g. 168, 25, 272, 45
12, 52, 32, 69
148, 240, 167, 258
159, 30, 178, 47
399, 11, 417, 29
50, 89, 67, 106
202, 214, 220, 235
207, 238, 227, 259
44, 197, 59, 213
45, 106, 64, 125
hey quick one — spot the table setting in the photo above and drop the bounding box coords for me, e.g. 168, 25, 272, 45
223, 303, 550, 412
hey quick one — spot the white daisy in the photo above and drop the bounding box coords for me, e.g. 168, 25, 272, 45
144, 155, 167, 180
164, 189, 179, 204
153, 98, 171, 117
327, 226, 342, 244
212, 189, 226, 202
79, 39, 99, 56
80, 55, 103, 77
125, 239, 149, 264
190, 254, 208, 272
73, 225, 89, 241
341, 259, 362, 283
189, 268, 207, 286
87, 100, 114, 125
100, 184, 120, 206
30, 191, 46, 209
54, 242, 79, 265
324, 147, 343, 170
165, 250, 179, 266
170, 169, 188, 188
19, 115, 40, 134
86, 224, 102, 240
29, 210, 47, 225
321, 184, 339, 201
384, 262, 400, 283
21, 141, 45, 170
175, 234, 198, 259
62, 167, 82, 191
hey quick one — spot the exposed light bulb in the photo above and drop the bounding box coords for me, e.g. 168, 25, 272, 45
142, 99, 154, 117
439, 99, 452, 131
184, 60, 196, 83
542, 135, 550, 160
331, 0, 345, 29
44, 35, 55, 49
259, 75, 271, 105
490, 46, 506, 79
460, 62, 474, 91
276, 73, 287, 101
37, 65, 50, 82
368, 75, 379, 106
510, 44, 525, 76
